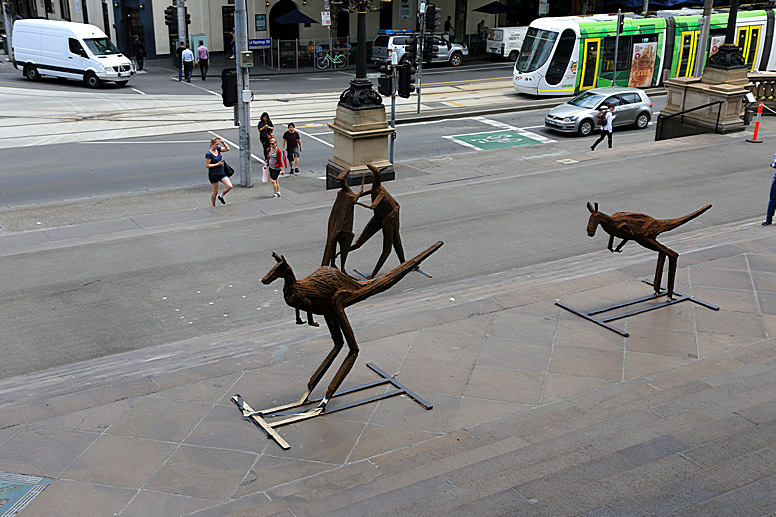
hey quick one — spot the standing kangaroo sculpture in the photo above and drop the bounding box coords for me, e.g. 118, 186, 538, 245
262, 241, 443, 412
586, 202, 712, 299
348, 163, 406, 279
321, 168, 365, 272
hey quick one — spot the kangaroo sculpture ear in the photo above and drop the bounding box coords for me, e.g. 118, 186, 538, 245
272, 252, 283, 263
595, 202, 598, 212
587, 202, 595, 213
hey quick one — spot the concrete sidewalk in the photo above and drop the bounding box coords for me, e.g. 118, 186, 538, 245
1, 131, 776, 515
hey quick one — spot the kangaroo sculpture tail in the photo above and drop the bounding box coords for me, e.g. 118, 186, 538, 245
662, 204, 712, 233
349, 241, 443, 305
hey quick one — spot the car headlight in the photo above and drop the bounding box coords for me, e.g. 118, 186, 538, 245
562, 116, 578, 122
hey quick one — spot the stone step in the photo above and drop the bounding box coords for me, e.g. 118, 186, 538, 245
294, 350, 776, 516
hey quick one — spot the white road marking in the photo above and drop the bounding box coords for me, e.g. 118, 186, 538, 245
296, 128, 333, 148
131, 88, 146, 95
472, 116, 556, 143
442, 135, 482, 151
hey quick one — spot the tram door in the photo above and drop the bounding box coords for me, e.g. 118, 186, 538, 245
736, 25, 762, 70
676, 31, 698, 78
580, 38, 600, 90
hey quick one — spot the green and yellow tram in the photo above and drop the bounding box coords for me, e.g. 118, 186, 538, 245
513, 9, 773, 95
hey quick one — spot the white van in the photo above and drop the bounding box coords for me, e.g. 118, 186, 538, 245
12, 19, 134, 87
486, 26, 528, 62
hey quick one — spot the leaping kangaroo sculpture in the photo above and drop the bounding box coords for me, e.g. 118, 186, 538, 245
262, 241, 443, 412
586, 202, 711, 299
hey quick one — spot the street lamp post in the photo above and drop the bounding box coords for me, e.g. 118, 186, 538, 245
332, 0, 387, 110
325, 0, 396, 189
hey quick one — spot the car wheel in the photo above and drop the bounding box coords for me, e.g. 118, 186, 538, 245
449, 52, 463, 67
115, 80, 129, 86
84, 72, 101, 88
635, 112, 650, 129
508, 50, 518, 62
578, 119, 594, 136
24, 65, 40, 81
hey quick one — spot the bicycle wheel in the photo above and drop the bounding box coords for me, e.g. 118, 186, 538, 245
316, 55, 329, 70
334, 54, 347, 69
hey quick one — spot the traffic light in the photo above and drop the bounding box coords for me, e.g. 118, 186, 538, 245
425, 3, 436, 31
397, 62, 415, 98
221, 68, 237, 107
404, 35, 417, 66
377, 60, 392, 96
164, 5, 175, 27
423, 35, 438, 62
617, 12, 625, 34
185, 7, 191, 24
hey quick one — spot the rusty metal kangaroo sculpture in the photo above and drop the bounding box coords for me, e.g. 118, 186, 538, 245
321, 169, 365, 272
587, 202, 712, 299
262, 240, 443, 412
348, 163, 406, 279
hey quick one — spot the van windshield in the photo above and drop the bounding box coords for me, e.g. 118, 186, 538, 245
84, 38, 121, 56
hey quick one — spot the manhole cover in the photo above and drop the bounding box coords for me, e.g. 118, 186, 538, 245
0, 472, 51, 517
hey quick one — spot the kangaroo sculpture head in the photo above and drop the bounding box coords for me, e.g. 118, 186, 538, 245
367, 163, 386, 189
262, 252, 293, 285
586, 202, 603, 237
328, 168, 351, 189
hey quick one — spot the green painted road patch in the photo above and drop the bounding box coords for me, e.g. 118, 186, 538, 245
447, 130, 546, 150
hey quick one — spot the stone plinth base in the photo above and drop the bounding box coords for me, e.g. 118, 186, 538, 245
326, 104, 395, 189
661, 74, 747, 134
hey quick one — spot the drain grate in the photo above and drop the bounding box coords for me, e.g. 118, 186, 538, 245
0, 472, 51, 517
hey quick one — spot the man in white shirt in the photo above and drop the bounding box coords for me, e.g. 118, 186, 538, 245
181, 44, 195, 83
591, 104, 616, 151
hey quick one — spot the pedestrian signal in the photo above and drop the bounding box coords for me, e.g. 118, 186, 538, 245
164, 5, 176, 27
404, 36, 417, 66
423, 36, 439, 62
397, 63, 415, 98
425, 3, 436, 31
221, 68, 237, 107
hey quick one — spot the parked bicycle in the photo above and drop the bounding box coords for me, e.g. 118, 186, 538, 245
316, 50, 347, 70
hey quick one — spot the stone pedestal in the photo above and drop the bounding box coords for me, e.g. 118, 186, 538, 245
326, 104, 395, 189
660, 62, 749, 134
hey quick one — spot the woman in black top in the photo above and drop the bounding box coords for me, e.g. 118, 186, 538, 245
206, 137, 232, 206
257, 112, 274, 160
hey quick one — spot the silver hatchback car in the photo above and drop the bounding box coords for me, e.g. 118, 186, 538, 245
545, 87, 653, 136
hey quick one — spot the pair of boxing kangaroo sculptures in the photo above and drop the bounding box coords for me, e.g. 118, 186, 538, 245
262, 164, 439, 412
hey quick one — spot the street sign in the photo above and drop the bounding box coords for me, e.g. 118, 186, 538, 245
448, 130, 545, 150
322, 11, 331, 25
249, 38, 271, 49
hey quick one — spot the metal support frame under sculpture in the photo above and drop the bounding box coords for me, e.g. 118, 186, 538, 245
556, 202, 718, 336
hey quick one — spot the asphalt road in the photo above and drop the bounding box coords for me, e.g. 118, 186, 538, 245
0, 126, 767, 380
0, 103, 668, 207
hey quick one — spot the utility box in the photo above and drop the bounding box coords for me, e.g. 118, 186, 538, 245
239, 50, 253, 68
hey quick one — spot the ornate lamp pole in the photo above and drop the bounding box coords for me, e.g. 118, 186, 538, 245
325, 0, 396, 188
705, 0, 746, 70
331, 0, 389, 110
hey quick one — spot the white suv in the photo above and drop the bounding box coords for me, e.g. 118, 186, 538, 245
371, 29, 468, 67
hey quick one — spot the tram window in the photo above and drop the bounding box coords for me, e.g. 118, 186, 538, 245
545, 29, 575, 85
602, 36, 632, 72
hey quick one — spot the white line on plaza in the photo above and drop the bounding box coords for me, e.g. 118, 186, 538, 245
296, 128, 333, 148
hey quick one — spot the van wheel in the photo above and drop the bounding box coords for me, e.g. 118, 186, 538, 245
115, 81, 129, 86
508, 50, 518, 61
24, 65, 40, 81
84, 73, 101, 88
449, 51, 463, 67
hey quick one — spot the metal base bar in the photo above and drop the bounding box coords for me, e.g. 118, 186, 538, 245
232, 362, 432, 450
556, 282, 719, 337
